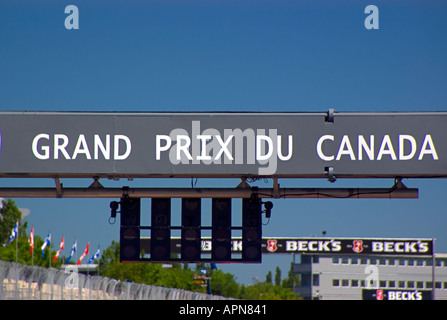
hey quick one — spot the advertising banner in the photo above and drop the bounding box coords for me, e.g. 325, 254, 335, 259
261, 237, 433, 255
140, 237, 434, 256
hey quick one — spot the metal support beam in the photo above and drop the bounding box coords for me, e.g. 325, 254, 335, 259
0, 186, 418, 199
54, 178, 63, 198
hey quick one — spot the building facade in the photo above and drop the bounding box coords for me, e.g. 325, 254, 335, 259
292, 252, 447, 300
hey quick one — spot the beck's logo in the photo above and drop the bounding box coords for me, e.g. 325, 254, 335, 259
267, 239, 278, 252
352, 240, 364, 253
376, 290, 384, 300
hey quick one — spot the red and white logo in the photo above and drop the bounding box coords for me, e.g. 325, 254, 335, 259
376, 289, 384, 300
352, 240, 364, 253
267, 239, 278, 252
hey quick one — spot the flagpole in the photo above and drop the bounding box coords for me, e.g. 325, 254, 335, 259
15, 221, 18, 263
31, 229, 34, 266
42, 231, 51, 268
97, 244, 100, 276
29, 226, 34, 266
49, 234, 52, 268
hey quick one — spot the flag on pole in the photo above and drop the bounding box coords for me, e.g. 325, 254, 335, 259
28, 226, 34, 255
3, 222, 18, 247
88, 245, 100, 264
53, 236, 65, 262
41, 233, 51, 258
76, 242, 89, 265
65, 240, 77, 264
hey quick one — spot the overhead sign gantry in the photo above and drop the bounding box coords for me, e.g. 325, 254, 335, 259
0, 110, 445, 180
0, 110, 445, 263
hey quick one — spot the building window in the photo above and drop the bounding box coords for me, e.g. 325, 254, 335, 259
379, 258, 386, 265
435, 259, 442, 267
407, 281, 415, 289
370, 258, 377, 265
443, 282, 447, 289
407, 259, 415, 266
388, 281, 396, 288
416, 281, 424, 289
301, 255, 312, 264
399, 258, 406, 266
435, 282, 442, 289
301, 274, 311, 286
332, 279, 340, 287
388, 258, 396, 266
341, 257, 349, 264
360, 258, 368, 265
416, 258, 424, 266
342, 279, 349, 287
332, 257, 340, 264
312, 255, 319, 263
360, 280, 366, 288
313, 274, 320, 286
351, 257, 359, 265
398, 281, 405, 288
426, 282, 433, 288
351, 279, 359, 287
379, 280, 387, 288
367, 279, 377, 288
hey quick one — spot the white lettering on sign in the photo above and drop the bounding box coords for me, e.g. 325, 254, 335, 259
316, 134, 438, 161
201, 240, 212, 251
233, 240, 243, 252
155, 121, 293, 175
388, 291, 423, 301
371, 241, 430, 254
285, 240, 341, 252
32, 134, 131, 160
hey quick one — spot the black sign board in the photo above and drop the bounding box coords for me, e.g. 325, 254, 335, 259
0, 111, 446, 179
362, 289, 432, 300
140, 237, 434, 256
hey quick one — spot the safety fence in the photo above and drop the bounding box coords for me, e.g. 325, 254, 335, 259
0, 260, 231, 300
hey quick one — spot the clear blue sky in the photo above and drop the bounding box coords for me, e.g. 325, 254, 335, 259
1, 0, 446, 285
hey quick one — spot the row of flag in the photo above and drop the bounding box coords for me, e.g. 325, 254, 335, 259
3, 222, 100, 265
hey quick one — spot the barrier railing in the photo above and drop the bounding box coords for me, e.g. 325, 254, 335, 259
0, 260, 231, 300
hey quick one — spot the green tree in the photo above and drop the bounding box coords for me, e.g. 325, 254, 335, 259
98, 240, 120, 273
0, 199, 22, 244
99, 240, 202, 291
157, 267, 198, 291
208, 269, 241, 298
0, 199, 63, 268
282, 262, 300, 288
274, 266, 281, 286
241, 282, 300, 300
265, 270, 272, 283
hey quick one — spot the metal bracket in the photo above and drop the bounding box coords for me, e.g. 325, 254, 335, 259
325, 167, 336, 183
272, 178, 280, 198
250, 186, 259, 203
236, 178, 251, 189
392, 177, 407, 190
54, 177, 63, 198
88, 176, 104, 189
122, 186, 130, 200
325, 108, 335, 123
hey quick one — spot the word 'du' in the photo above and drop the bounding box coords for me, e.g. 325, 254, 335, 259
156, 121, 293, 175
